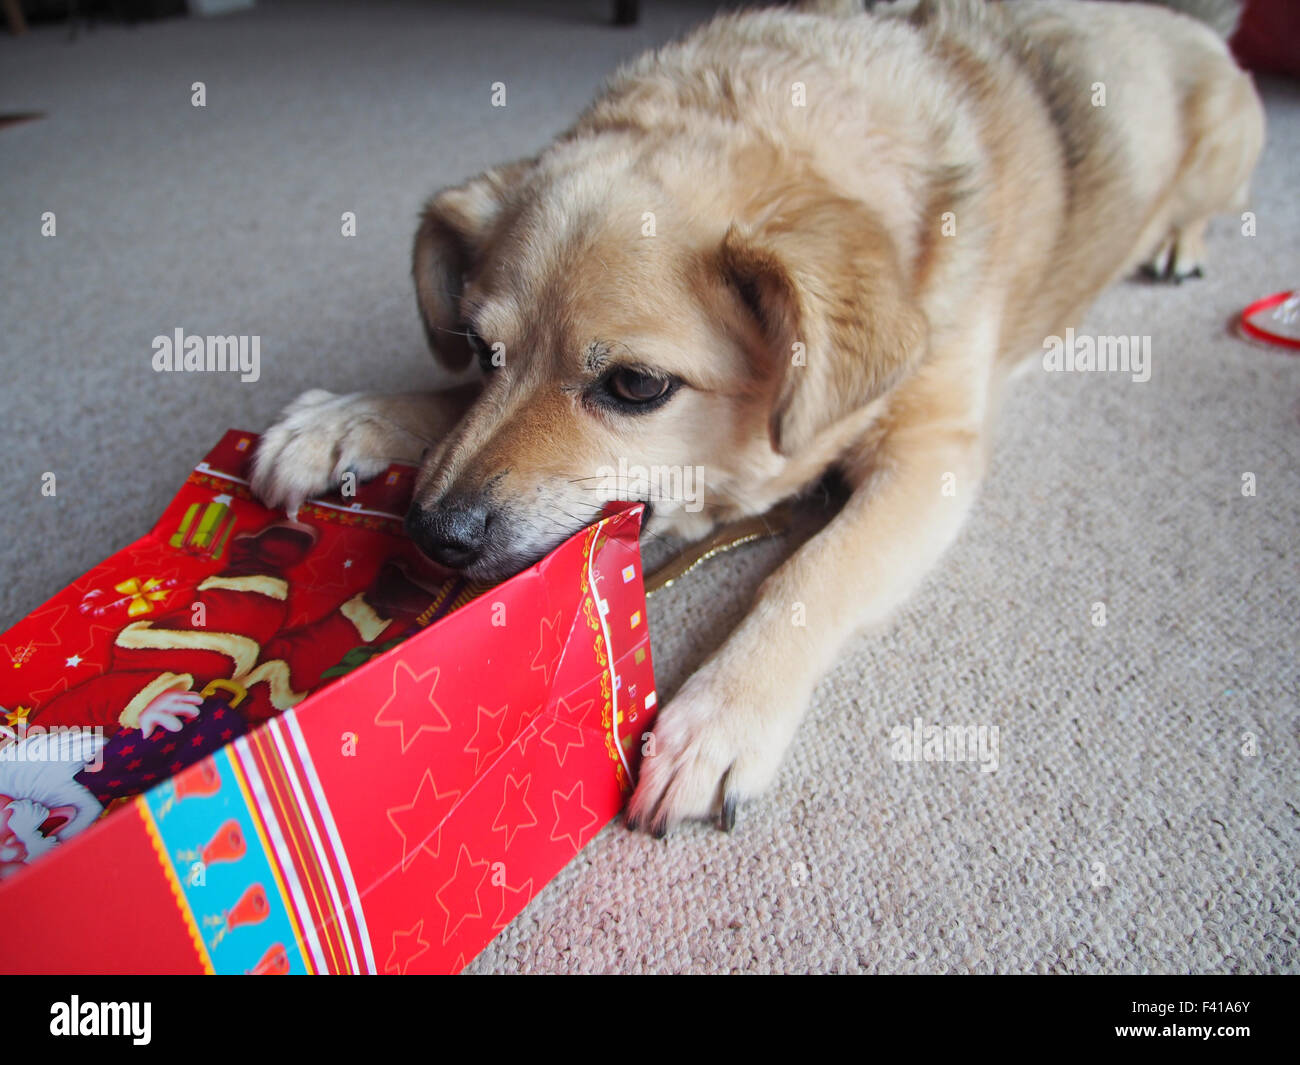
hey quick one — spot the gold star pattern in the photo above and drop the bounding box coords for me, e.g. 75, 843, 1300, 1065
3, 705, 32, 728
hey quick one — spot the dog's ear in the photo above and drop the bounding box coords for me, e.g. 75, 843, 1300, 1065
412, 162, 528, 371
715, 198, 928, 455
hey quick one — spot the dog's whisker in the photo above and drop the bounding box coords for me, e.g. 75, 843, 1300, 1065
563, 477, 738, 513
541, 500, 678, 552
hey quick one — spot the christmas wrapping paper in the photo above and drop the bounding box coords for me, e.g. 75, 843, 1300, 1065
0, 431, 656, 973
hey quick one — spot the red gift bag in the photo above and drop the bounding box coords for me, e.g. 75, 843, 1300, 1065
0, 430, 656, 974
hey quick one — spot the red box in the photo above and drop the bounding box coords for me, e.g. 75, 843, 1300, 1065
0, 431, 656, 973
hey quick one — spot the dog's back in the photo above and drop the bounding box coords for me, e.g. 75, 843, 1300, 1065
577, 0, 1262, 368
895, 0, 1263, 353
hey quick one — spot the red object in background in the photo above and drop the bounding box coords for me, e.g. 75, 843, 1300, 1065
1240, 290, 1300, 350
0, 431, 656, 973
1233, 0, 1300, 78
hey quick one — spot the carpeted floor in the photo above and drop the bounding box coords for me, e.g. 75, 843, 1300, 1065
1, 0, 1296, 974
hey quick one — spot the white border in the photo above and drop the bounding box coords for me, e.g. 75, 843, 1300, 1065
232, 735, 329, 974
283, 712, 378, 974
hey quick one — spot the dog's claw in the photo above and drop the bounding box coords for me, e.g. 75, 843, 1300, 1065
1140, 247, 1205, 285
719, 795, 737, 833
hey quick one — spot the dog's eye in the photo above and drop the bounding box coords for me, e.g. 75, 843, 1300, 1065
606, 368, 673, 405
466, 328, 498, 373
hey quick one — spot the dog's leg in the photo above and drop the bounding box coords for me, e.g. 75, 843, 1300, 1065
1139, 66, 1264, 285
627, 412, 986, 835
1169, 218, 1210, 281
250, 385, 480, 510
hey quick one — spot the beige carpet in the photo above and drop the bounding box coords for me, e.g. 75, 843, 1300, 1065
1, 0, 1296, 973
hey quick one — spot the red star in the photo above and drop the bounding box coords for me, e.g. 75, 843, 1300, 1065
434, 844, 491, 946
463, 703, 509, 774
4, 603, 69, 671
70, 619, 124, 659
539, 703, 589, 768
557, 693, 599, 728
17, 606, 119, 687
62, 619, 124, 670
294, 539, 360, 600
529, 611, 566, 687
508, 707, 546, 761
387, 770, 458, 871
492, 877, 536, 931
374, 661, 450, 753
384, 919, 431, 975
550, 781, 600, 852
25, 676, 71, 708
490, 773, 538, 850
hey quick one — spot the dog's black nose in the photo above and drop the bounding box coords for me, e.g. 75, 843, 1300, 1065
406, 496, 491, 569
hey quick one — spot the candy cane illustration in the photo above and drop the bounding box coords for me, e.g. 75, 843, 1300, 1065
78, 577, 180, 618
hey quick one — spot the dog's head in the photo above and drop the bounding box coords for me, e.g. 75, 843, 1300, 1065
408, 142, 926, 581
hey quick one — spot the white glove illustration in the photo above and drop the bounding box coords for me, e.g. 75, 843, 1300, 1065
138, 690, 203, 738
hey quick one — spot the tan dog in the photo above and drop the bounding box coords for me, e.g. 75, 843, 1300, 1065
251, 0, 1263, 835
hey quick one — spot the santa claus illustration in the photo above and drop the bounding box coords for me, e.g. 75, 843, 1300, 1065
0, 729, 107, 878
0, 518, 444, 870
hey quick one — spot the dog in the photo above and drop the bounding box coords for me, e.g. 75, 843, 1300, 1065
250, 0, 1264, 835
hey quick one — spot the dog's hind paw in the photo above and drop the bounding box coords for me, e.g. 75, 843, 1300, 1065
1139, 221, 1208, 284
250, 390, 412, 512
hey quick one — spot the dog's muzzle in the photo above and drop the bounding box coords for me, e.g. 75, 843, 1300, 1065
405, 494, 493, 570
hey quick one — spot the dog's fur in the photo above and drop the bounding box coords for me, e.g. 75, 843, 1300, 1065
251, 0, 1263, 834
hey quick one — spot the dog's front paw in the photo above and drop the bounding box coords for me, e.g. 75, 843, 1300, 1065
250, 390, 408, 511
625, 667, 797, 837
